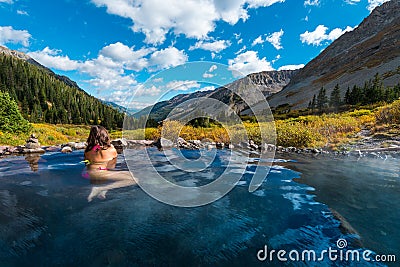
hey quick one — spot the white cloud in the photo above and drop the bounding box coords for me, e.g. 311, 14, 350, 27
134, 85, 162, 96
344, 0, 360, 4
235, 45, 247, 55
166, 80, 201, 91
228, 50, 273, 76
149, 47, 188, 71
91, 0, 285, 45
0, 26, 31, 47
300, 25, 353, 46
99, 42, 154, 71
278, 64, 305, 70
28, 47, 80, 71
103, 90, 153, 109
367, 0, 390, 12
266, 29, 284, 50
189, 40, 230, 53
17, 10, 29, 15
28, 44, 188, 93
251, 35, 264, 46
246, 0, 285, 8
0, 0, 13, 3
199, 85, 216, 92
28, 46, 137, 91
203, 64, 218, 78
304, 0, 319, 6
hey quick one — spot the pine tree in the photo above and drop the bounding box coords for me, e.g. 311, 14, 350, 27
330, 84, 341, 111
316, 87, 328, 113
0, 91, 31, 133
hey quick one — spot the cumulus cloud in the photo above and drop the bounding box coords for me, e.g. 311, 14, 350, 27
278, 64, 305, 70
91, 0, 285, 45
28, 43, 187, 93
300, 24, 353, 46
266, 29, 284, 50
367, 0, 390, 11
99, 42, 154, 71
251, 29, 283, 49
304, 0, 319, 6
28, 47, 80, 71
149, 47, 188, 71
228, 50, 273, 76
189, 40, 230, 53
0, 26, 31, 47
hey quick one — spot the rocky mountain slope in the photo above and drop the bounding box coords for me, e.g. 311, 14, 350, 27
134, 70, 296, 121
268, 0, 400, 109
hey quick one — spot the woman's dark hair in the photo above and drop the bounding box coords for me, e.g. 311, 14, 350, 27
85, 125, 111, 153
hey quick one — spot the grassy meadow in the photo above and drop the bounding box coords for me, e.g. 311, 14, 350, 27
1, 100, 399, 150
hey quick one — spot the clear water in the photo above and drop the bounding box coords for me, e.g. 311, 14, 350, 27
0, 149, 397, 266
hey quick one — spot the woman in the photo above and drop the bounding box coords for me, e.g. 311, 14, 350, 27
84, 125, 136, 202
84, 125, 118, 171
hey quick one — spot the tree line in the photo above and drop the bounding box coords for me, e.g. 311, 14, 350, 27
0, 54, 124, 129
308, 73, 400, 113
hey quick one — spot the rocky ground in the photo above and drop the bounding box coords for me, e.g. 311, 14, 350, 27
1, 129, 399, 159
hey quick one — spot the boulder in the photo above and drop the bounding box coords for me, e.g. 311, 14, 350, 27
111, 138, 128, 148
153, 137, 174, 149
61, 146, 73, 153
67, 142, 87, 150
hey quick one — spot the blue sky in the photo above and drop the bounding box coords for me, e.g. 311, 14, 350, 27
0, 0, 389, 110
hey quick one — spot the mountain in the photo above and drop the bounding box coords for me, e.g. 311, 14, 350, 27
134, 69, 296, 121
0, 46, 124, 129
267, 0, 400, 109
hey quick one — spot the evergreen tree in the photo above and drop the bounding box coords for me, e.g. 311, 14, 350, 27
344, 87, 351, 105
316, 87, 328, 113
0, 91, 31, 133
0, 53, 125, 129
330, 84, 341, 111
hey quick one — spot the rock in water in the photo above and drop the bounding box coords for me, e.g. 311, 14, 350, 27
61, 146, 73, 153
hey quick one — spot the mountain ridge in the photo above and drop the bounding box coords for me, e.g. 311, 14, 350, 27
267, 0, 400, 109
134, 69, 297, 121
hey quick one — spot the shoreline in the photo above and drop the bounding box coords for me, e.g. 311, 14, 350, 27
1, 135, 399, 159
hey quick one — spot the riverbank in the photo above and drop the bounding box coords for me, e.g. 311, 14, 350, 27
0, 100, 399, 156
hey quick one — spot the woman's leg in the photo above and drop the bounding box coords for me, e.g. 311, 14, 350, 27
87, 171, 137, 202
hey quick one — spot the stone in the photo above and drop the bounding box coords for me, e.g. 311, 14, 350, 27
25, 134, 41, 149
46, 146, 61, 152
111, 138, 128, 148
61, 146, 73, 153
23, 148, 45, 154
67, 142, 87, 150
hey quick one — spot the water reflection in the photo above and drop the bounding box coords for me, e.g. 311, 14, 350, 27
25, 154, 41, 172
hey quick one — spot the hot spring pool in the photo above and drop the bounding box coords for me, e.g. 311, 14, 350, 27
0, 148, 397, 266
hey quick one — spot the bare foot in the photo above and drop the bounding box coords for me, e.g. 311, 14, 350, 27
87, 187, 101, 202
98, 190, 108, 199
